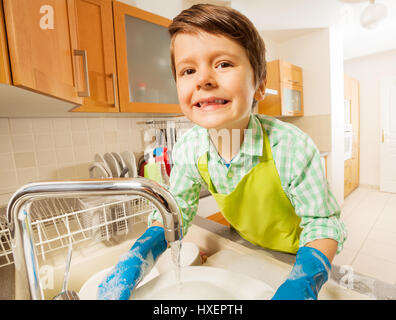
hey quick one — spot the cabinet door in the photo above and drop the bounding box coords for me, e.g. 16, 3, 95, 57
0, 0, 11, 84
281, 83, 304, 116
72, 0, 119, 112
113, 2, 180, 113
280, 60, 303, 87
3, 0, 83, 104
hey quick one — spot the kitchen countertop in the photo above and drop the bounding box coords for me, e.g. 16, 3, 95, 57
192, 215, 396, 300
2, 213, 395, 300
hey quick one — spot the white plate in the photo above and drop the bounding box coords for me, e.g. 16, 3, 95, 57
89, 161, 110, 178
111, 152, 129, 177
131, 266, 274, 300
79, 266, 160, 300
94, 153, 112, 177
121, 151, 138, 178
103, 153, 121, 178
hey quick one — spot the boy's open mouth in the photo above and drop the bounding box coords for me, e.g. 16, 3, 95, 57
193, 98, 230, 110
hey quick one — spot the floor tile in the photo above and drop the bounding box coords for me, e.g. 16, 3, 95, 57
352, 252, 396, 285
333, 246, 358, 267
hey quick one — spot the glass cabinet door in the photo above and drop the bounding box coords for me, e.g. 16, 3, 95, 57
124, 15, 178, 104
113, 2, 181, 113
281, 84, 303, 116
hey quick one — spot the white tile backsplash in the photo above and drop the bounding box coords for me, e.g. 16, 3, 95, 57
0, 116, 193, 207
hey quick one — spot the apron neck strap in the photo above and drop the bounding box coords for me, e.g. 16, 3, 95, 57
197, 119, 273, 190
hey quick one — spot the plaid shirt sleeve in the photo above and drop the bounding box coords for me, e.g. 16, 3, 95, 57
287, 131, 347, 254
147, 132, 202, 234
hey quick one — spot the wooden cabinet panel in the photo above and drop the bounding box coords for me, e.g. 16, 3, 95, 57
258, 59, 304, 117
0, 0, 11, 84
113, 1, 181, 113
344, 75, 360, 198
72, 0, 119, 112
3, 0, 82, 104
280, 60, 303, 87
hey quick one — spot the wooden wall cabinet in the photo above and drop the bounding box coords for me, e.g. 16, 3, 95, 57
0, 0, 11, 84
3, 0, 84, 105
1, 0, 180, 115
71, 0, 119, 113
113, 1, 180, 113
258, 59, 304, 117
344, 75, 360, 198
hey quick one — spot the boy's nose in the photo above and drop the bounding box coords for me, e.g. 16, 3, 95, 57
196, 70, 217, 89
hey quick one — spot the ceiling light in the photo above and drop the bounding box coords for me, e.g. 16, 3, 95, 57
360, 0, 388, 30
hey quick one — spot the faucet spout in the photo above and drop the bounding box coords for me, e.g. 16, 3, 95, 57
6, 178, 183, 299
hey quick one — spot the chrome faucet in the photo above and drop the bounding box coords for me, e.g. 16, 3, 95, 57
6, 178, 183, 300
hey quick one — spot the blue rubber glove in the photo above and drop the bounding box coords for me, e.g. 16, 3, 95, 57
97, 226, 167, 300
271, 246, 331, 300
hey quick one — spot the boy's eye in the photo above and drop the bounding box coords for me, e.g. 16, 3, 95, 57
181, 68, 195, 76
217, 62, 232, 69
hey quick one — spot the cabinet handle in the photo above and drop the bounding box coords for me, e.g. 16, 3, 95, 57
111, 72, 118, 107
382, 129, 385, 143
288, 80, 299, 84
73, 49, 90, 97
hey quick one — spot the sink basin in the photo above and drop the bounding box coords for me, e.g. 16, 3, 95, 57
131, 266, 274, 300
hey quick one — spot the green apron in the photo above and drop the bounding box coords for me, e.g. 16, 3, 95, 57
197, 122, 302, 254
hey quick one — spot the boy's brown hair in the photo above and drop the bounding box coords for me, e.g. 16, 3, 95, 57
168, 4, 266, 94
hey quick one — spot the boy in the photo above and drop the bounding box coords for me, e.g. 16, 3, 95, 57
98, 4, 347, 300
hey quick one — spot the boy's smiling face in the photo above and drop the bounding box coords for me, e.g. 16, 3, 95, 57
173, 31, 265, 131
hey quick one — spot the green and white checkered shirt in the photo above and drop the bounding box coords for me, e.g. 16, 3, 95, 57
148, 114, 347, 253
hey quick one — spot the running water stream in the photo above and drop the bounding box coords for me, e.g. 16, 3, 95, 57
170, 240, 182, 292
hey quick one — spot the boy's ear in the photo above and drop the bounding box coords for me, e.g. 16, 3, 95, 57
254, 80, 267, 101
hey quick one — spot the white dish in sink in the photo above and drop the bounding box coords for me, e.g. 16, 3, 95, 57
131, 266, 275, 300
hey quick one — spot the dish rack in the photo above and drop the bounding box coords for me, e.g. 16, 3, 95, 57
0, 194, 155, 268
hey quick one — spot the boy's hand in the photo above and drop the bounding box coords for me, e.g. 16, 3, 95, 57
271, 246, 331, 300
97, 226, 167, 300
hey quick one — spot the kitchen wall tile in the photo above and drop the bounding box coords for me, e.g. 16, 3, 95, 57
11, 135, 35, 152
14, 152, 36, 169
71, 118, 88, 131
0, 153, 15, 171
88, 130, 105, 146
87, 118, 103, 131
103, 118, 117, 131
56, 166, 77, 180
9, 119, 33, 135
117, 118, 130, 131
52, 118, 71, 133
118, 130, 131, 144
55, 148, 75, 164
104, 131, 118, 145
73, 147, 91, 162
0, 119, 10, 135
74, 163, 90, 179
0, 193, 12, 207
34, 133, 55, 150
72, 131, 89, 146
16, 167, 38, 185
0, 136, 12, 153
37, 165, 58, 180
32, 119, 52, 133
54, 132, 73, 148
0, 170, 17, 190
36, 150, 57, 167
